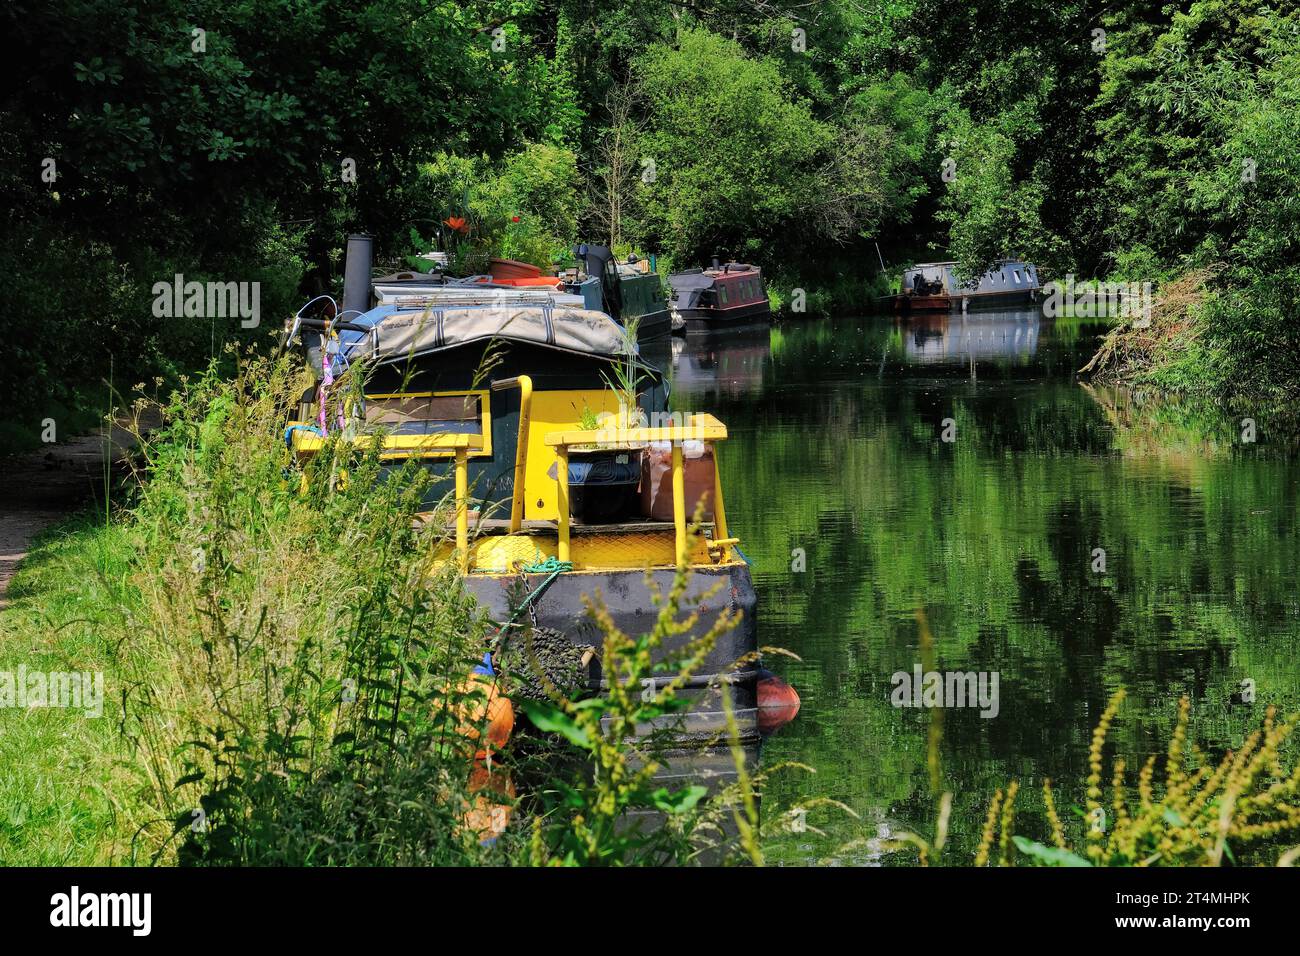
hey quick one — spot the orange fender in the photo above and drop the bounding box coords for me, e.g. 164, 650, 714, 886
464, 761, 516, 842
757, 668, 801, 735
451, 654, 514, 757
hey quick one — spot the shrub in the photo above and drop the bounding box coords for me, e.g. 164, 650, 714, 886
113, 351, 505, 864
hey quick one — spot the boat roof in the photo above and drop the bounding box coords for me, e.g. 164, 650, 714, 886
372, 283, 585, 308
335, 302, 634, 365
904, 259, 1035, 271
669, 263, 762, 290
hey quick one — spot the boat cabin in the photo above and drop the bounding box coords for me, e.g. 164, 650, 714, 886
668, 262, 771, 331
894, 259, 1040, 313
283, 258, 760, 741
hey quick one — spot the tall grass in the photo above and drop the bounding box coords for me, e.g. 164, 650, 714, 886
3, 348, 785, 865
35, 351, 503, 864
891, 688, 1300, 867
519, 534, 738, 865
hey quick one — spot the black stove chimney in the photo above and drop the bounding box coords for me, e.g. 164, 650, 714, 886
341, 234, 373, 318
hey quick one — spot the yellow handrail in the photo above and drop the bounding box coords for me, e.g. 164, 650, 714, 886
671, 442, 687, 564
543, 413, 733, 567
455, 446, 469, 573
288, 425, 482, 570
490, 375, 532, 533
287, 427, 485, 457
542, 413, 728, 447
710, 442, 730, 555
555, 444, 571, 563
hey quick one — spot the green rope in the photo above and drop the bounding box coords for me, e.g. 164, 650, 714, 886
490, 557, 573, 648
522, 556, 573, 574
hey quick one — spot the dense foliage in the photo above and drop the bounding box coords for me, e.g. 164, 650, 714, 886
3, 0, 1298, 440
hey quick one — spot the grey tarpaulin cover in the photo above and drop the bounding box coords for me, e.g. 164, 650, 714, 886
338, 303, 630, 364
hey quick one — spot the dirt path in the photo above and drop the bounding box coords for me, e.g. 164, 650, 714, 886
0, 424, 140, 609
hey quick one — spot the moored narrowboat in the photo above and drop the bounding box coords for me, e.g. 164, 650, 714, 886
283, 236, 765, 744
364, 246, 672, 343
668, 261, 771, 332
888, 259, 1041, 314
567, 244, 672, 342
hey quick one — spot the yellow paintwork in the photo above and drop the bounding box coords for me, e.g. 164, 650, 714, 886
541, 413, 728, 447
556, 444, 571, 562
711, 443, 729, 542
288, 388, 492, 460
522, 389, 624, 521
431, 528, 737, 574
672, 443, 687, 563
455, 447, 468, 573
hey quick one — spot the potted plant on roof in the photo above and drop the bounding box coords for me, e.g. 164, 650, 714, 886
563, 318, 648, 523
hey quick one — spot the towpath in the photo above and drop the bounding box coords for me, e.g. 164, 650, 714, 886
0, 423, 140, 609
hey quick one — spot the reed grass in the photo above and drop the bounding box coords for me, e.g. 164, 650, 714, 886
969, 691, 1300, 867
518, 510, 769, 866
116, 351, 512, 864
2, 348, 789, 866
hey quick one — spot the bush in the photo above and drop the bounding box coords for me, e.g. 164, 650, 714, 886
415, 144, 582, 271
0, 219, 306, 455
109, 352, 508, 864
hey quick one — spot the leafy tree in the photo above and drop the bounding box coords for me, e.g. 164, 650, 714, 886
634, 28, 886, 264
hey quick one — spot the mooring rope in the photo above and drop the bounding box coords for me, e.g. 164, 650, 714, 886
489, 556, 574, 650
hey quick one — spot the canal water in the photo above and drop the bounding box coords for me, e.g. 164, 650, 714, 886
650, 309, 1300, 865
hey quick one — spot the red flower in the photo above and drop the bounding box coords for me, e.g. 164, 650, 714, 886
511, 215, 520, 223
444, 216, 469, 235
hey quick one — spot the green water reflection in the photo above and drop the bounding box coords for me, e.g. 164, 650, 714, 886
653, 311, 1300, 866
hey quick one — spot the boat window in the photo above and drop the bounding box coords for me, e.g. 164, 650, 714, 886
366, 392, 485, 438
1013, 270, 1022, 284
719, 285, 729, 305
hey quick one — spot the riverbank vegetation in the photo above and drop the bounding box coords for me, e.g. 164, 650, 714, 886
891, 691, 1300, 867
0, 352, 774, 865
5, 1, 1299, 450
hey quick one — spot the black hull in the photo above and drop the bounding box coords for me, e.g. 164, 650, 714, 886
672, 301, 772, 333
632, 306, 673, 341
948, 289, 1037, 312
463, 564, 759, 745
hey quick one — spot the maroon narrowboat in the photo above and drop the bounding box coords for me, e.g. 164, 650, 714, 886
668, 261, 771, 333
